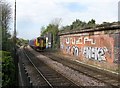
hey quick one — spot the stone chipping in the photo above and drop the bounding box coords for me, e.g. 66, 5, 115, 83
27, 46, 107, 86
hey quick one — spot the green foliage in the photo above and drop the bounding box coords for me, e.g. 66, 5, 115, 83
40, 18, 62, 49
0, 51, 15, 87
41, 24, 59, 49
0, 0, 17, 87
71, 19, 87, 29
0, 28, 2, 50
0, 0, 12, 51
0, 50, 2, 87
60, 19, 96, 32
40, 26, 46, 36
87, 19, 96, 28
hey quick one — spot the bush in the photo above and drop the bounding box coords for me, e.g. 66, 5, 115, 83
0, 51, 15, 87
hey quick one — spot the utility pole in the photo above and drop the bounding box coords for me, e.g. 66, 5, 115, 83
0, 3, 3, 50
118, 1, 120, 22
13, 0, 18, 86
0, 2, 2, 88
14, 0, 16, 42
13, 0, 16, 57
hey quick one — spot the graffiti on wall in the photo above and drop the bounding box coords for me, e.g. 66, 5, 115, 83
66, 46, 71, 53
60, 35, 113, 62
72, 46, 79, 56
65, 45, 80, 56
65, 36, 96, 45
83, 47, 108, 61
62, 45, 108, 61
60, 44, 64, 49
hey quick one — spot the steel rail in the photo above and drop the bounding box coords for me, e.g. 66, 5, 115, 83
24, 47, 81, 87
23, 50, 54, 88
40, 52, 119, 87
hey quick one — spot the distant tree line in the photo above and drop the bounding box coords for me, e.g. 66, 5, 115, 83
60, 19, 96, 33
60, 19, 117, 33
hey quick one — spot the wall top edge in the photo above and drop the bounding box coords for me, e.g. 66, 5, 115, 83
59, 24, 120, 36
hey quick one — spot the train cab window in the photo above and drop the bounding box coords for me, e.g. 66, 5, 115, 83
37, 38, 40, 42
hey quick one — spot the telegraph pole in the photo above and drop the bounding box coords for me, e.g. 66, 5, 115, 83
14, 0, 16, 41
13, 0, 16, 57
14, 0, 18, 86
118, 1, 120, 22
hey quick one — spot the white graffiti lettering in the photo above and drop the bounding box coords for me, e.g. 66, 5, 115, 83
84, 37, 95, 44
76, 37, 82, 44
60, 44, 64, 49
65, 37, 96, 45
83, 47, 108, 61
71, 38, 75, 44
66, 38, 70, 44
72, 46, 79, 56
66, 46, 71, 53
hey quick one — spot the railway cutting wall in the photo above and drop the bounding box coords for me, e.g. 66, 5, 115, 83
59, 24, 120, 71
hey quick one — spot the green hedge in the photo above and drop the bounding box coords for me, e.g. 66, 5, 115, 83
0, 51, 15, 87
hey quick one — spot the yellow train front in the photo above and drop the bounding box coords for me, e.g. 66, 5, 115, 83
29, 36, 46, 51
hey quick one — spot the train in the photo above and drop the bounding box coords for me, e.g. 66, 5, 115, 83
29, 36, 46, 51
29, 33, 53, 51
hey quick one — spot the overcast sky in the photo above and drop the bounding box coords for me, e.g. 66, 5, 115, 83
7, 0, 119, 40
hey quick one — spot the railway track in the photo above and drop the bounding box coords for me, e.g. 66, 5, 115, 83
40, 51, 120, 87
22, 47, 79, 87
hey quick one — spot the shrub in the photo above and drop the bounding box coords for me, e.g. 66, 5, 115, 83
0, 51, 15, 87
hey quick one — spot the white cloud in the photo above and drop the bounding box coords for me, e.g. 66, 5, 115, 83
6, 0, 119, 39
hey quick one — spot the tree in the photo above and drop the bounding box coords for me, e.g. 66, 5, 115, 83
41, 18, 62, 49
0, 0, 12, 51
51, 18, 62, 27
40, 26, 45, 36
71, 19, 87, 29
60, 19, 96, 33
0, 0, 16, 87
87, 19, 96, 28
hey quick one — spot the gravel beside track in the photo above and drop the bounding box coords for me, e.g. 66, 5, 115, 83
19, 47, 49, 86
40, 50, 120, 87
26, 46, 111, 86
20, 46, 79, 87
